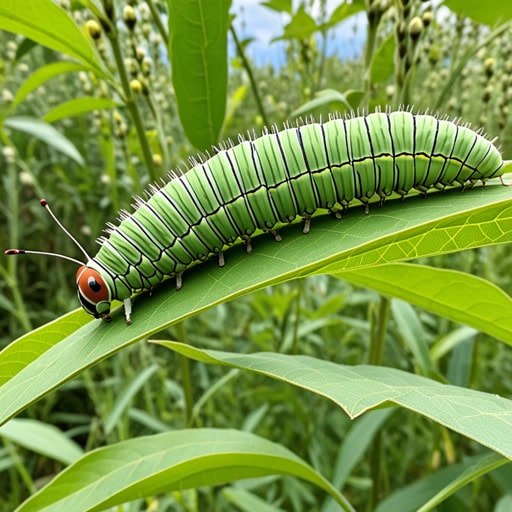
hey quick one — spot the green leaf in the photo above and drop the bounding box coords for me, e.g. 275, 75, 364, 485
0, 0, 106, 78
42, 97, 121, 123
103, 364, 160, 435
337, 263, 512, 345
273, 6, 318, 41
154, 344, 512, 460
324, 0, 365, 30
391, 300, 435, 375
375, 452, 508, 512
167, 0, 231, 149
261, 0, 293, 15
370, 33, 395, 84
15, 429, 353, 512
3, 116, 85, 165
291, 89, 355, 117
12, 62, 89, 109
1, 181, 512, 424
323, 409, 395, 512
443, 0, 512, 25
0, 309, 90, 387
416, 452, 508, 512
223, 488, 287, 512
0, 418, 83, 465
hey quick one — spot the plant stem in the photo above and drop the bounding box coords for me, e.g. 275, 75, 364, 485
230, 23, 270, 127
174, 322, 194, 426
146, 0, 169, 46
363, 5, 380, 108
104, 1, 158, 184
291, 279, 303, 354
368, 296, 390, 366
367, 432, 382, 512
3, 155, 32, 332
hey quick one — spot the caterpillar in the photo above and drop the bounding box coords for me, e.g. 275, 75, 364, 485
5, 110, 505, 324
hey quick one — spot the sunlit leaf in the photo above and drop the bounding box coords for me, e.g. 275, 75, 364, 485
1, 181, 512, 424
12, 61, 89, 108
16, 429, 352, 512
3, 116, 84, 165
0, 418, 83, 465
167, 0, 231, 149
156, 343, 512, 460
43, 97, 121, 123
0, 0, 106, 78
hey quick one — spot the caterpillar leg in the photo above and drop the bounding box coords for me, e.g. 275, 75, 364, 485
302, 216, 311, 234
123, 298, 132, 325
243, 237, 252, 254
176, 273, 183, 291
268, 229, 282, 242
218, 251, 225, 267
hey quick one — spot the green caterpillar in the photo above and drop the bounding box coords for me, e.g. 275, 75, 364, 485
6, 110, 504, 324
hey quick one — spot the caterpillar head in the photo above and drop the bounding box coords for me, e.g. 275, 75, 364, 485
76, 266, 112, 322
5, 199, 120, 323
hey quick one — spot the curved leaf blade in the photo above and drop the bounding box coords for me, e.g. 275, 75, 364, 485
15, 429, 353, 512
3, 116, 84, 165
444, 0, 512, 25
0, 418, 83, 465
416, 452, 508, 512
167, 0, 231, 149
0, 0, 106, 78
375, 452, 508, 512
43, 97, 121, 123
0, 309, 90, 387
12, 62, 89, 109
1, 182, 512, 424
337, 263, 512, 345
156, 344, 512, 460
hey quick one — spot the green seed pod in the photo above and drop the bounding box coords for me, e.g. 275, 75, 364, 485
85, 19, 102, 39
123, 5, 137, 30
408, 16, 424, 41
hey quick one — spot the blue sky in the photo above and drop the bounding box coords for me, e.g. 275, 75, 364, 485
231, 0, 367, 66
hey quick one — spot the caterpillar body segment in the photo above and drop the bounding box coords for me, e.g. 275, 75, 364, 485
6, 111, 504, 324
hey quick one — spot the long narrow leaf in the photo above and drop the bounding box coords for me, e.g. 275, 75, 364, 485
167, 0, 231, 149
0, 418, 83, 465
12, 62, 89, 108
1, 182, 512, 424
43, 97, 120, 123
3, 116, 84, 165
16, 429, 354, 512
0, 0, 106, 78
155, 343, 512, 460
337, 263, 512, 345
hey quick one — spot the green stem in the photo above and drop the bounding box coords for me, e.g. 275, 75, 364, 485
368, 296, 390, 366
366, 432, 382, 512
362, 3, 381, 108
146, 0, 169, 46
3, 156, 32, 333
291, 280, 303, 354
434, 19, 512, 109
4, 438, 35, 495
104, 2, 158, 184
230, 23, 270, 127
174, 322, 194, 426
144, 90, 171, 169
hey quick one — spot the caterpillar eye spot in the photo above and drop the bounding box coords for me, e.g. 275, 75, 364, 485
88, 277, 101, 292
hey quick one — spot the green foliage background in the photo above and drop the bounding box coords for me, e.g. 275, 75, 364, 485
1, 0, 512, 511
